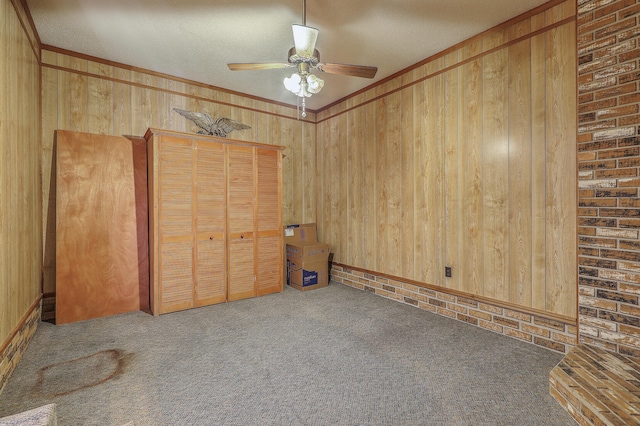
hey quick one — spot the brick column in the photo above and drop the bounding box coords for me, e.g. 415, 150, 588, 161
577, 0, 640, 357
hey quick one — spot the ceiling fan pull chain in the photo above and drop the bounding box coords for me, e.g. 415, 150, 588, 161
302, 96, 307, 118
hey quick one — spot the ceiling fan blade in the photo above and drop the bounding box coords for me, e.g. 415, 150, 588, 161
227, 63, 293, 71
316, 63, 378, 79
292, 25, 318, 58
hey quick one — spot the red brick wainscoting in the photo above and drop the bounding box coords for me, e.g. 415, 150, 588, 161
0, 300, 40, 394
331, 264, 577, 354
577, 0, 640, 357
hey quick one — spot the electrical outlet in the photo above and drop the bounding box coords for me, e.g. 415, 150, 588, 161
445, 266, 452, 278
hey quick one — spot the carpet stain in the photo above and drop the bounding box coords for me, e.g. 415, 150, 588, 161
34, 349, 132, 397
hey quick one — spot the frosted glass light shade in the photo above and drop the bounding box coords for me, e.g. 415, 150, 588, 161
292, 25, 318, 58
284, 73, 302, 93
306, 74, 324, 94
284, 72, 323, 98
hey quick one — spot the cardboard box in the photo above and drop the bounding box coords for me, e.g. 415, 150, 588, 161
286, 242, 330, 288
286, 242, 330, 262
283, 223, 317, 245
283, 223, 318, 275
287, 258, 328, 291
284, 225, 330, 290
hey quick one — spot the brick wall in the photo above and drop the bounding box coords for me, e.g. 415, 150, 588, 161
332, 265, 577, 354
0, 303, 40, 394
577, 0, 640, 357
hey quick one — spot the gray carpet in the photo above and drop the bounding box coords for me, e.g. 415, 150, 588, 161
0, 282, 575, 425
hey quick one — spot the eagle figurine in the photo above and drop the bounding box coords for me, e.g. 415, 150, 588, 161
173, 108, 251, 138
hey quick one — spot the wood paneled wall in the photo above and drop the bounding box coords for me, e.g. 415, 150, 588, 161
40, 49, 317, 293
35, 0, 578, 322
316, 0, 577, 319
0, 0, 42, 347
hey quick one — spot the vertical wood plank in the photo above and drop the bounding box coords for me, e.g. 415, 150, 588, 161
302, 121, 316, 223
1, 0, 9, 337
57, 54, 71, 131
531, 32, 547, 311
545, 23, 577, 317
130, 71, 143, 138
508, 37, 533, 307
375, 97, 388, 273
462, 54, 484, 296
316, 120, 328, 242
412, 79, 424, 280
363, 101, 377, 271
280, 118, 293, 225
8, 6, 19, 320
329, 114, 346, 262
444, 62, 461, 289
482, 48, 510, 301
291, 119, 303, 223
113, 68, 132, 136
347, 108, 362, 267
386, 91, 402, 276
401, 86, 414, 278
339, 112, 349, 263
87, 62, 113, 135
41, 59, 58, 295
168, 81, 187, 132
69, 56, 88, 132
421, 71, 445, 286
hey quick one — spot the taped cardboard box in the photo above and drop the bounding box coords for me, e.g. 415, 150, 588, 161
287, 258, 329, 291
284, 224, 330, 290
286, 242, 330, 262
283, 223, 317, 245
286, 240, 330, 291
283, 223, 317, 276
283, 223, 322, 287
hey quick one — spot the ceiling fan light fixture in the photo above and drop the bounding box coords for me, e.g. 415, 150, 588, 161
283, 73, 302, 94
306, 73, 324, 94
292, 24, 318, 58
227, 0, 377, 114
283, 72, 323, 98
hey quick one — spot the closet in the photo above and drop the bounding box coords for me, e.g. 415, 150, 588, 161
146, 128, 283, 315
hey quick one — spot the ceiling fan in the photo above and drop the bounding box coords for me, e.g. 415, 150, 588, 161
227, 0, 377, 114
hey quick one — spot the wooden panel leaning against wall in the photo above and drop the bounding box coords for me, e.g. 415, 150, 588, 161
55, 130, 149, 324
40, 48, 317, 299
314, 0, 577, 320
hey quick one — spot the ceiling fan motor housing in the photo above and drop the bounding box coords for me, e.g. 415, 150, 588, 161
288, 47, 320, 70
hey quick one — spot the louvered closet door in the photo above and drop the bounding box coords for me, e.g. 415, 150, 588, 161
227, 146, 256, 301
256, 148, 282, 296
158, 136, 194, 313
195, 141, 227, 306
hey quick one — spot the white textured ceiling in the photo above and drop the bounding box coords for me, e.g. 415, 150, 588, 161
27, 0, 550, 111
